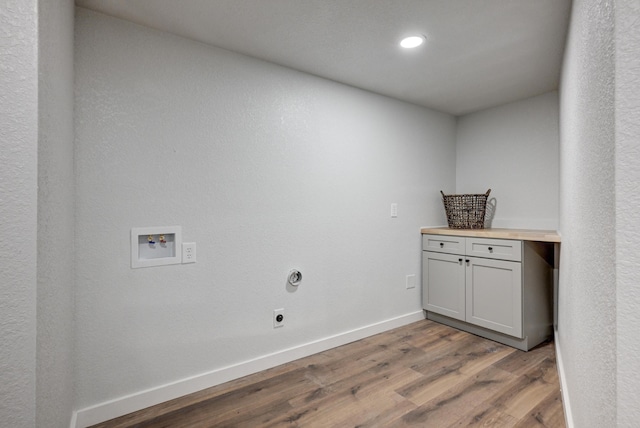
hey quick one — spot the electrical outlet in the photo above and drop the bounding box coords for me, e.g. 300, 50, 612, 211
273, 308, 285, 328
406, 274, 416, 289
182, 242, 196, 263
391, 203, 398, 218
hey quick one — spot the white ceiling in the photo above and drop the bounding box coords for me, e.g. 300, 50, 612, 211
75, 0, 571, 116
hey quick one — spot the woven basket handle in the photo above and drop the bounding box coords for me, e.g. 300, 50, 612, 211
441, 189, 491, 197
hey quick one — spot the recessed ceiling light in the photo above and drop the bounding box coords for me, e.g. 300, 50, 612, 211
400, 35, 425, 49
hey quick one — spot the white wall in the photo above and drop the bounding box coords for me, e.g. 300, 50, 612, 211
74, 8, 455, 413
615, 1, 640, 425
456, 91, 559, 230
558, 0, 616, 426
36, 0, 76, 426
0, 0, 38, 426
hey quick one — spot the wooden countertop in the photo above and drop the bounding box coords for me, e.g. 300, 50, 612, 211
420, 227, 561, 243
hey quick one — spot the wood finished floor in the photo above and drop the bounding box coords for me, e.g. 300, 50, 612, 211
91, 320, 565, 427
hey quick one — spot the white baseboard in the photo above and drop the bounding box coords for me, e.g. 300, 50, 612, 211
554, 331, 574, 428
72, 311, 425, 428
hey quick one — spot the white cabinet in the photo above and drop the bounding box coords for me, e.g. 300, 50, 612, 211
422, 233, 553, 351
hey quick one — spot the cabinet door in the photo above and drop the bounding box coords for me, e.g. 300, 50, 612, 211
466, 257, 523, 338
423, 251, 465, 321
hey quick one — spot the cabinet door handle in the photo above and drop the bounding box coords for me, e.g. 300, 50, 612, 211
458, 258, 463, 263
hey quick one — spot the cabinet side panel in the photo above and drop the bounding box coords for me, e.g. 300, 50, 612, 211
522, 241, 554, 344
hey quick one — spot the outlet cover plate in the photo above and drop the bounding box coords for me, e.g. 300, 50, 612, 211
182, 242, 196, 264
406, 274, 416, 289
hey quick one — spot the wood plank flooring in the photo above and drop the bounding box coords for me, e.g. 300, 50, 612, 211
90, 320, 565, 427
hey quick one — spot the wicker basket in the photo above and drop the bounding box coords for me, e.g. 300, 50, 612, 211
440, 189, 491, 229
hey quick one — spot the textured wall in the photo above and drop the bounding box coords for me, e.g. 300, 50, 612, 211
74, 9, 455, 409
558, 0, 616, 426
456, 91, 560, 229
615, 0, 640, 425
36, 0, 76, 426
0, 0, 38, 426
